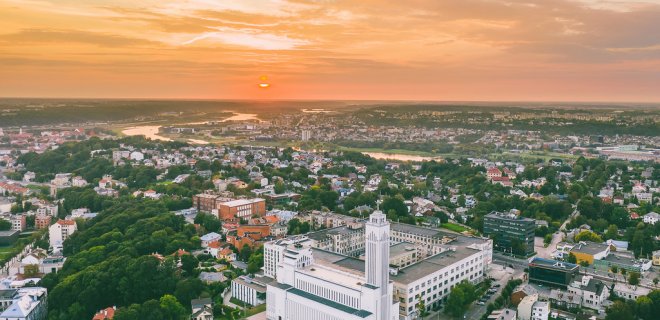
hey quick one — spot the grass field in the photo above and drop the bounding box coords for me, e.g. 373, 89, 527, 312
441, 223, 470, 233
0, 246, 14, 260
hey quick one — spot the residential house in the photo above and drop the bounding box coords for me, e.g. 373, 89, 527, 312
191, 298, 213, 320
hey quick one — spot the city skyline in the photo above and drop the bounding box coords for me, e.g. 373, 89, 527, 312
2, 0, 660, 102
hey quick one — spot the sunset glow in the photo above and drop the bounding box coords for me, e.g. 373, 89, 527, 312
1, 0, 660, 101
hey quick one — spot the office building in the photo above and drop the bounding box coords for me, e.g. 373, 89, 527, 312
483, 211, 535, 255
528, 258, 579, 288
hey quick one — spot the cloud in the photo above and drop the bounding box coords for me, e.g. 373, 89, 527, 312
180, 28, 310, 50
0, 29, 156, 47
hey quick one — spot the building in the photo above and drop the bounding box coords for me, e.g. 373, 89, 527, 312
565, 276, 609, 311
301, 129, 312, 141
486, 309, 516, 320
308, 225, 365, 257
391, 245, 488, 319
92, 306, 116, 320
263, 236, 311, 279
593, 252, 652, 273
568, 241, 610, 265
517, 294, 549, 320
48, 219, 77, 252
0, 287, 47, 320
643, 212, 660, 225
191, 192, 234, 213
652, 250, 660, 266
528, 258, 579, 288
218, 198, 266, 220
200, 232, 222, 247
613, 283, 650, 301
483, 211, 535, 256
34, 215, 51, 230
191, 298, 213, 320
390, 223, 492, 260
266, 210, 399, 320
384, 242, 419, 268
10, 216, 25, 232
0, 230, 19, 246
231, 274, 272, 306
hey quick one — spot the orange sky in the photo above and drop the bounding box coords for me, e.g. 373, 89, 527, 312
1, 0, 660, 101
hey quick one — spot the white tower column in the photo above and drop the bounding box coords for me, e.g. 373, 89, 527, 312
366, 210, 390, 320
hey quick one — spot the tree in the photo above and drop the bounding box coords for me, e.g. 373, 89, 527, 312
180, 254, 198, 276
629, 272, 641, 286
653, 278, 658, 287
382, 196, 408, 216
23, 264, 39, 277
579, 261, 590, 267
194, 213, 221, 233
0, 219, 11, 231
636, 296, 653, 320
239, 244, 253, 262
574, 230, 603, 243
543, 234, 552, 246
604, 224, 619, 240
416, 300, 427, 318
605, 300, 635, 320
444, 281, 476, 318
567, 253, 577, 264
274, 181, 285, 194
159, 294, 187, 320
611, 265, 618, 274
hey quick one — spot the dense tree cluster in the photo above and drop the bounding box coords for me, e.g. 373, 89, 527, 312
606, 290, 660, 320
41, 199, 204, 320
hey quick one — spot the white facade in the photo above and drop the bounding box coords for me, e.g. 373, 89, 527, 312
391, 245, 488, 319
0, 287, 47, 320
613, 283, 650, 300
48, 220, 77, 252
266, 211, 398, 320
643, 212, 659, 225
518, 294, 549, 320
232, 275, 267, 306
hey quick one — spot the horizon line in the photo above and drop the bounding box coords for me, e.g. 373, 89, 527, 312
2, 96, 660, 106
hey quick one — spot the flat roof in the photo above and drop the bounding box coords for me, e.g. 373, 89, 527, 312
287, 287, 372, 318
529, 257, 578, 270
391, 247, 481, 285
221, 198, 264, 206
570, 242, 610, 255
390, 242, 417, 257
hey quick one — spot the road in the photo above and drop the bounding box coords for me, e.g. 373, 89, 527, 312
560, 201, 580, 232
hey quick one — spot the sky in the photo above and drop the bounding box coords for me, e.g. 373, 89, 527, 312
1, 0, 660, 102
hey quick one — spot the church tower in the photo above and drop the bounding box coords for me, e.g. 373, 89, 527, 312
365, 209, 390, 320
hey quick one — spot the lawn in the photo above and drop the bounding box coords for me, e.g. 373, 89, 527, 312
441, 223, 469, 233
0, 245, 15, 260
244, 304, 266, 317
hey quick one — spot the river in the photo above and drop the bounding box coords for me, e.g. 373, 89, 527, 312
122, 112, 259, 144
362, 152, 442, 162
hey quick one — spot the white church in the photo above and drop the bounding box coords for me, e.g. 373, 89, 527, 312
266, 210, 399, 320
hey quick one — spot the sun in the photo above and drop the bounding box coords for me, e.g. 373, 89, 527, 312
258, 75, 270, 88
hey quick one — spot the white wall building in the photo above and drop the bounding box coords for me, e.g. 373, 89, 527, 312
643, 212, 659, 225
231, 275, 270, 306
48, 220, 77, 252
517, 294, 549, 320
266, 210, 399, 320
0, 287, 47, 320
